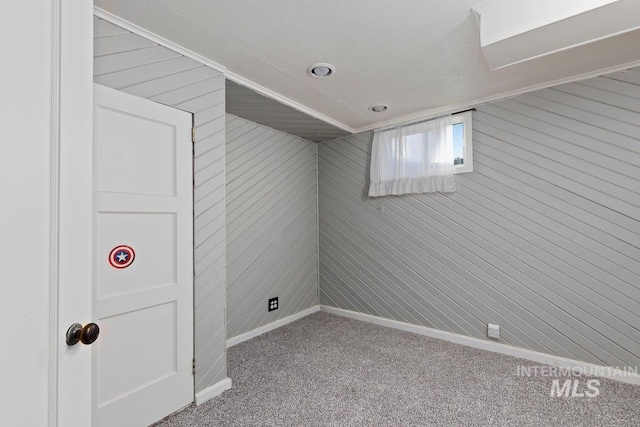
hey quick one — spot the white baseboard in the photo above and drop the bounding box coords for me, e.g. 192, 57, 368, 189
195, 377, 232, 406
226, 306, 320, 348
320, 305, 640, 386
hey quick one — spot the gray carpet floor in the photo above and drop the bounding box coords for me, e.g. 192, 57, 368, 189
155, 312, 640, 426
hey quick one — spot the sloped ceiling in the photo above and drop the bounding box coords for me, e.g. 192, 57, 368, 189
94, 0, 640, 133
226, 81, 350, 142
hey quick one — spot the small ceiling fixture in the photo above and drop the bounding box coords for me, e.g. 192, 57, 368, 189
369, 104, 389, 113
308, 63, 335, 78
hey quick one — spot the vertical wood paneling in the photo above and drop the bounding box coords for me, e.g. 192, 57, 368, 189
93, 17, 227, 393
225, 114, 318, 339
318, 68, 640, 368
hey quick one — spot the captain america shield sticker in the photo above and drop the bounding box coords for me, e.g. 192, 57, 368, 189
108, 245, 135, 269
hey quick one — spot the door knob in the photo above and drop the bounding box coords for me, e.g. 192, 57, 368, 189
66, 323, 100, 346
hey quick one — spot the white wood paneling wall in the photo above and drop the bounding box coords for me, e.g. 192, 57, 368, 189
93, 17, 227, 394
225, 114, 318, 338
318, 67, 640, 368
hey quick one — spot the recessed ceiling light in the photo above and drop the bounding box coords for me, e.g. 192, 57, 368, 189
308, 63, 335, 78
369, 104, 389, 113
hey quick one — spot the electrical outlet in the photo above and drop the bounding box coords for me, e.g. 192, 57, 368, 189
268, 297, 278, 312
487, 323, 500, 340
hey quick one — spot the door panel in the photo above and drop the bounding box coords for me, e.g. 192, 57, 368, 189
96, 212, 176, 298
93, 84, 193, 427
97, 302, 177, 405
96, 106, 177, 196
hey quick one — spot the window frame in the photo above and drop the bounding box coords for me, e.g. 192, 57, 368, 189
452, 111, 473, 174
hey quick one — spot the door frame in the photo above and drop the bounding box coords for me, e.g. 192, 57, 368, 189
50, 2, 95, 426
51, 6, 199, 425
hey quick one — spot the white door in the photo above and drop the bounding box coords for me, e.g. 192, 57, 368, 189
93, 84, 194, 427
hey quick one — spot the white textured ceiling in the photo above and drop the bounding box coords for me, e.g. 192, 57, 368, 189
94, 0, 640, 132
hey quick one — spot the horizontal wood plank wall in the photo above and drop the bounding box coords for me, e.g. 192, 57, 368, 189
318, 67, 640, 368
93, 17, 227, 393
226, 114, 318, 338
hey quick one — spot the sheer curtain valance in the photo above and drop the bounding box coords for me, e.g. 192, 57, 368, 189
368, 116, 456, 197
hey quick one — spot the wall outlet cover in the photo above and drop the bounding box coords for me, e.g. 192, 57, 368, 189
487, 323, 500, 340
268, 297, 278, 312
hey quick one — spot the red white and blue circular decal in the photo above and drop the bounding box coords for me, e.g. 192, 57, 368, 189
108, 245, 135, 269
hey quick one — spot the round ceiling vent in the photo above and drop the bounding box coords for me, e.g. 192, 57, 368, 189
308, 63, 335, 78
369, 104, 389, 113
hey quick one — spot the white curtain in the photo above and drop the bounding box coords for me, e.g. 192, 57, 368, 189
368, 117, 456, 197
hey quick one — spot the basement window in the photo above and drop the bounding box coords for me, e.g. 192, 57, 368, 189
368, 111, 473, 197
452, 111, 473, 174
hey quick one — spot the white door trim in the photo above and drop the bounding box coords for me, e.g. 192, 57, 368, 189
50, 2, 94, 427
48, 1, 62, 424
